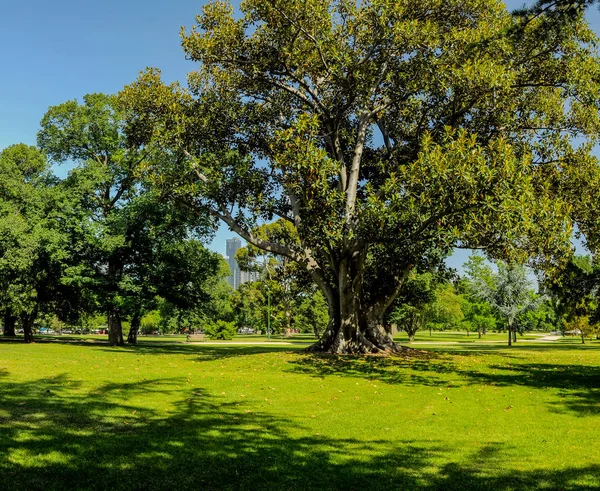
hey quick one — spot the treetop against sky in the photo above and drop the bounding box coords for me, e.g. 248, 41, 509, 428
1, 0, 599, 263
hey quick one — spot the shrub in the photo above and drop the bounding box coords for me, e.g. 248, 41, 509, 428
204, 320, 236, 340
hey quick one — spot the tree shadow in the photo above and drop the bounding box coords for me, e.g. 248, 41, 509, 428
287, 345, 600, 415
0, 372, 599, 489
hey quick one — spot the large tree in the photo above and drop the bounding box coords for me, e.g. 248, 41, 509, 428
0, 144, 84, 342
37, 94, 214, 345
120, 0, 600, 353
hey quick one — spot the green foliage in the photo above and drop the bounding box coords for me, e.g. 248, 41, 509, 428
389, 271, 440, 340
37, 94, 218, 344
472, 262, 541, 344
204, 319, 236, 340
563, 315, 599, 343
118, 0, 600, 352
294, 290, 329, 337
231, 281, 268, 333
425, 284, 464, 332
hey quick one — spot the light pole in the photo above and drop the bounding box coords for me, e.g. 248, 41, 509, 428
267, 282, 271, 341
258, 257, 272, 341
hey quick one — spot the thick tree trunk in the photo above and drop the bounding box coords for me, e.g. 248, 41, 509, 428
306, 254, 411, 355
3, 310, 16, 337
127, 311, 142, 344
108, 306, 124, 346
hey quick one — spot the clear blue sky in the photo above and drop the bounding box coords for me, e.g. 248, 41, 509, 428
1, 0, 598, 265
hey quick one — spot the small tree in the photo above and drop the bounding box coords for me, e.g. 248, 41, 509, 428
563, 315, 597, 344
474, 263, 540, 346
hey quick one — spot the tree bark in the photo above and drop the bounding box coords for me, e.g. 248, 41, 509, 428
512, 329, 517, 343
108, 306, 124, 346
306, 253, 411, 354
507, 324, 512, 347
20, 309, 37, 343
107, 257, 124, 346
3, 310, 16, 337
127, 311, 142, 344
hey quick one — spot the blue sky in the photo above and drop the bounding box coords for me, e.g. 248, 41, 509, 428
1, 0, 599, 267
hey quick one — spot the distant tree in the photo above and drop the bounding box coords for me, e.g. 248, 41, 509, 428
425, 284, 464, 335
388, 272, 438, 342
563, 315, 598, 344
474, 263, 540, 346
231, 281, 268, 334
460, 296, 497, 339
294, 290, 329, 338
204, 320, 236, 340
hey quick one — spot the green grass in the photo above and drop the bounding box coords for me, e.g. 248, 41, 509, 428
1, 338, 600, 490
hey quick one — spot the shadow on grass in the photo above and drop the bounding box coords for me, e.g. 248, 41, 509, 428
288, 344, 600, 416
0, 373, 599, 490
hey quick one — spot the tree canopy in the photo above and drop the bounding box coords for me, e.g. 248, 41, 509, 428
117, 0, 600, 353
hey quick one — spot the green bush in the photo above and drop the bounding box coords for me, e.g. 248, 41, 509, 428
204, 320, 236, 340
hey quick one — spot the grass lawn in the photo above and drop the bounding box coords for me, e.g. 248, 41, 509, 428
1, 339, 600, 490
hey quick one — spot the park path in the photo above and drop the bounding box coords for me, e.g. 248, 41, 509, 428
185, 341, 300, 346
406, 334, 563, 346
530, 335, 563, 342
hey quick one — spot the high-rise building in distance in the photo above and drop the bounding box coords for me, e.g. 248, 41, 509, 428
225, 238, 261, 290
226, 238, 242, 289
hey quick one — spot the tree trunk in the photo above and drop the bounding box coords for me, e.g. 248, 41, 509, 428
3, 310, 16, 337
512, 329, 517, 343
108, 306, 124, 346
20, 309, 37, 343
478, 329, 482, 339
507, 324, 512, 347
127, 311, 142, 344
306, 254, 411, 354
107, 257, 124, 345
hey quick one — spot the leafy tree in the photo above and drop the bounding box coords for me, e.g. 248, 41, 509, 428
474, 263, 540, 346
563, 315, 598, 344
425, 283, 464, 334
0, 144, 85, 342
517, 296, 558, 333
120, 0, 600, 353
388, 272, 439, 342
460, 296, 497, 339
294, 290, 329, 338
37, 94, 214, 345
460, 253, 499, 338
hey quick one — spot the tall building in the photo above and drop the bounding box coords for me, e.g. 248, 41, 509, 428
241, 270, 260, 284
225, 238, 261, 290
226, 238, 242, 289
